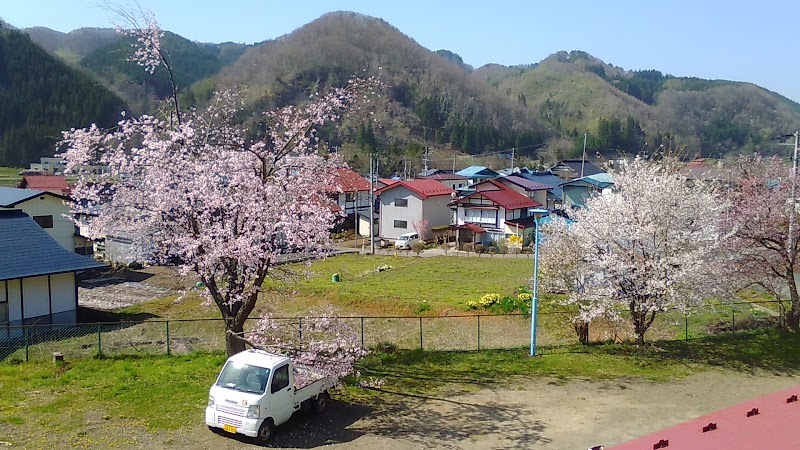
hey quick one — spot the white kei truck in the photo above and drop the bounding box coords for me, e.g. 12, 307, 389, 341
205, 349, 334, 442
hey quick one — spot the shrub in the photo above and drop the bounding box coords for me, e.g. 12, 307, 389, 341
490, 296, 519, 314
440, 243, 450, 256
127, 261, 143, 270
374, 342, 397, 354
462, 243, 474, 255
411, 241, 425, 256
414, 300, 431, 315
518, 292, 532, 302
479, 293, 501, 308
498, 243, 508, 255
475, 244, 485, 255
466, 300, 479, 310
488, 246, 497, 257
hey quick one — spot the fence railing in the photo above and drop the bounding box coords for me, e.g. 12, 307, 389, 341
0, 300, 786, 362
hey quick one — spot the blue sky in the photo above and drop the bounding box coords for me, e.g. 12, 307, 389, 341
5, 0, 800, 102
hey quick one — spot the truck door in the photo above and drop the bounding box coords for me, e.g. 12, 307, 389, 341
269, 363, 294, 424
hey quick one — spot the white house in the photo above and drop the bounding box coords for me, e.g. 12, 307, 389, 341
450, 180, 541, 244
0, 187, 74, 252
376, 179, 454, 241
488, 175, 552, 210
0, 210, 106, 326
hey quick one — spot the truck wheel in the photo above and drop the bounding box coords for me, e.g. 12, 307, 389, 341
255, 419, 275, 444
313, 392, 330, 414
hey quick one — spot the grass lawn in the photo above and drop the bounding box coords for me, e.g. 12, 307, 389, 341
0, 166, 22, 187
2, 329, 799, 446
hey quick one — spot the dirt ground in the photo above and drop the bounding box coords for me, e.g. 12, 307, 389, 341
9, 371, 795, 450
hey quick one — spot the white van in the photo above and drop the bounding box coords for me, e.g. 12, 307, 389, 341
394, 232, 420, 250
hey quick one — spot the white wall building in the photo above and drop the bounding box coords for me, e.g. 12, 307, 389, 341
377, 179, 454, 241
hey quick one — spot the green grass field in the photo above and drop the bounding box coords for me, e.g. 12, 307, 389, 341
2, 329, 798, 443
0, 167, 22, 187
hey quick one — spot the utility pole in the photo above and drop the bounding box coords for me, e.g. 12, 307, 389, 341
402, 156, 407, 180
581, 133, 587, 178
452, 153, 456, 173
369, 153, 375, 255
423, 147, 430, 174
790, 132, 799, 259
510, 148, 515, 173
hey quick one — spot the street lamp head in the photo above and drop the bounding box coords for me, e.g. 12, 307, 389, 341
528, 208, 550, 217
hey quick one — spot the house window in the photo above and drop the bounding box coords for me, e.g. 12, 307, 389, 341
345, 192, 355, 202
395, 198, 408, 207
394, 220, 408, 229
33, 215, 54, 229
465, 209, 496, 224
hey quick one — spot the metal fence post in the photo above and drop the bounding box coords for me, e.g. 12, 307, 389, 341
24, 326, 29, 362
97, 324, 102, 357
732, 307, 736, 333
477, 315, 481, 350
419, 317, 423, 350
298, 317, 303, 341
166, 321, 171, 356
360, 317, 365, 349
685, 313, 689, 341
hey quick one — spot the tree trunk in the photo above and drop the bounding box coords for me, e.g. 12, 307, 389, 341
574, 320, 590, 345
225, 320, 246, 356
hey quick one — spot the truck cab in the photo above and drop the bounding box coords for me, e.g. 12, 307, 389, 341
205, 349, 333, 442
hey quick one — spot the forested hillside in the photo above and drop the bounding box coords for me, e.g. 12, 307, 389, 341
477, 50, 800, 159
0, 25, 123, 167
24, 27, 121, 62
80, 31, 249, 114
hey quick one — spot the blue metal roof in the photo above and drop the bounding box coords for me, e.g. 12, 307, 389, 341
560, 173, 614, 188
0, 210, 106, 281
0, 187, 47, 207
455, 166, 499, 178
517, 172, 564, 198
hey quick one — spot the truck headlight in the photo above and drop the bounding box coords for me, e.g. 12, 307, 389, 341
207, 395, 215, 407
247, 405, 260, 419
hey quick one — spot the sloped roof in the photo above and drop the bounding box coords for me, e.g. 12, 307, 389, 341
417, 168, 449, 177
460, 223, 487, 233
499, 175, 553, 191
18, 175, 70, 194
0, 210, 106, 281
332, 168, 370, 193
376, 179, 454, 199
422, 173, 467, 181
0, 187, 69, 207
456, 183, 541, 210
561, 173, 614, 188
456, 165, 500, 178
550, 159, 604, 177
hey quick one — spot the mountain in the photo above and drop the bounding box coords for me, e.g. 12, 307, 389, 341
210, 12, 547, 175
476, 50, 800, 159
0, 26, 124, 167
24, 27, 121, 63
79, 32, 250, 114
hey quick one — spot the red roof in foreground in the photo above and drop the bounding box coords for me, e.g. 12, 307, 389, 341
610, 384, 800, 450
376, 179, 454, 199
332, 168, 370, 193
18, 175, 70, 194
459, 223, 487, 233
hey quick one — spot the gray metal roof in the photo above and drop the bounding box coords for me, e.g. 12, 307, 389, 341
0, 187, 45, 207
0, 209, 106, 281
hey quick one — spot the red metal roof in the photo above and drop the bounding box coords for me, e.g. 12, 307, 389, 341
456, 183, 540, 210
376, 179, 454, 199
332, 168, 370, 193
499, 175, 553, 191
460, 223, 487, 233
610, 384, 800, 450
18, 175, 70, 194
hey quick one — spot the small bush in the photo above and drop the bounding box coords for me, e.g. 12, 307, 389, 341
127, 261, 143, 270
462, 243, 474, 255
498, 243, 508, 255
466, 300, 479, 310
475, 244, 485, 255
440, 243, 451, 256
479, 293, 501, 307
411, 241, 425, 256
374, 342, 398, 354
414, 300, 431, 315
488, 246, 497, 257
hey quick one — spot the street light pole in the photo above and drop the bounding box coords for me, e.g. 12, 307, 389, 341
528, 208, 550, 357
789, 132, 798, 257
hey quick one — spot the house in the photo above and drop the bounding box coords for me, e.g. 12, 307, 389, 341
417, 168, 450, 178
328, 168, 375, 236
28, 157, 66, 175
377, 179, 454, 241
561, 173, 614, 208
18, 175, 71, 195
516, 170, 564, 209
550, 159, 604, 180
455, 166, 500, 185
420, 173, 469, 191
0, 187, 75, 252
490, 175, 553, 210
450, 180, 541, 245
0, 209, 106, 326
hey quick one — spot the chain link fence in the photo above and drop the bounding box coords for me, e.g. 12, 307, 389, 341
0, 301, 786, 362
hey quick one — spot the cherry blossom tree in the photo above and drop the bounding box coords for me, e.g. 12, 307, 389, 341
413, 218, 430, 241
539, 217, 594, 344
723, 155, 800, 330
247, 308, 368, 386
547, 158, 732, 344
59, 10, 380, 355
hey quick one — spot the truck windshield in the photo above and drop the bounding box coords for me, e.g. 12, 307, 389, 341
216, 361, 270, 395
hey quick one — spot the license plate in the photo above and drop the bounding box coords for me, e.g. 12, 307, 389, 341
223, 424, 237, 434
